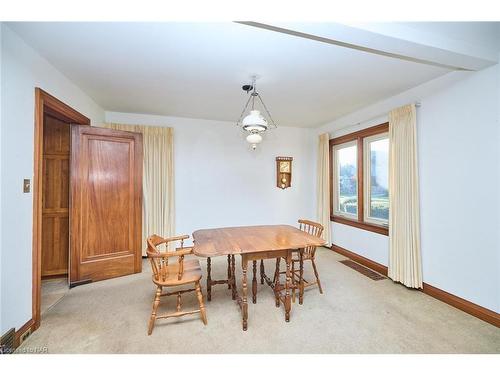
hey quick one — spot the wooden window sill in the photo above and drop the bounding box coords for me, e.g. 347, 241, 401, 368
331, 215, 388, 236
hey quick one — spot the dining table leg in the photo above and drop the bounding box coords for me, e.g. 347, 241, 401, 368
285, 251, 292, 322
260, 259, 265, 285
206, 257, 212, 301
273, 258, 281, 307
227, 255, 231, 289
231, 255, 236, 300
252, 260, 257, 304
242, 258, 248, 331
299, 249, 305, 305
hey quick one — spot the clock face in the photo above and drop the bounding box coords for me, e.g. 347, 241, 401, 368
279, 161, 290, 173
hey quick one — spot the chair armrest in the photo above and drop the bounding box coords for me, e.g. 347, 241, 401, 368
147, 247, 193, 259
147, 234, 192, 282
166, 234, 190, 242
174, 247, 194, 257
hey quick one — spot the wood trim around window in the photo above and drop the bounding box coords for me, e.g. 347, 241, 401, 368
329, 122, 389, 236
331, 215, 388, 235
330, 123, 389, 146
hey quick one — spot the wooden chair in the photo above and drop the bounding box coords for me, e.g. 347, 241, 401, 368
273, 219, 324, 302
146, 234, 207, 335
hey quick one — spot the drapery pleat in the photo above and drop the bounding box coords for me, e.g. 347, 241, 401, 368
388, 104, 422, 288
317, 133, 332, 246
101, 123, 175, 255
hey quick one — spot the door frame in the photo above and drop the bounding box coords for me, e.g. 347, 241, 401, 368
32, 88, 90, 330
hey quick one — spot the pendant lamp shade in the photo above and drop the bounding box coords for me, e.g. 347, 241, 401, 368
242, 110, 268, 132
236, 76, 277, 150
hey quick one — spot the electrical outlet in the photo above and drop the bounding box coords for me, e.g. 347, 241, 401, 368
19, 329, 31, 345
23, 179, 31, 193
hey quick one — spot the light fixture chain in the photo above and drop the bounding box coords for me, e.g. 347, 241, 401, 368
236, 94, 253, 126
256, 94, 277, 128
236, 75, 277, 150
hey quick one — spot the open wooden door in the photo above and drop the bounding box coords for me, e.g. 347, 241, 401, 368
70, 125, 143, 286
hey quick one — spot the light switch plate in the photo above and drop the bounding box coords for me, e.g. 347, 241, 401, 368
23, 179, 31, 193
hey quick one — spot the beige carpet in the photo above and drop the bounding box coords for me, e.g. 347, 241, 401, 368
40, 278, 68, 316
18, 248, 500, 353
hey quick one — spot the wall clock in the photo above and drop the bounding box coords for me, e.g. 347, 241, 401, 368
276, 156, 293, 189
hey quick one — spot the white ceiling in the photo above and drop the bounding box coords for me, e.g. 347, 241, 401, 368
8, 22, 492, 127
403, 22, 500, 52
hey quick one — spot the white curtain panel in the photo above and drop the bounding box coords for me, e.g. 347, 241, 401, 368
317, 133, 332, 246
388, 104, 423, 288
102, 123, 175, 255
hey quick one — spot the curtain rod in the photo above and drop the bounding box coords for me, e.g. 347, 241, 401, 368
338, 102, 421, 132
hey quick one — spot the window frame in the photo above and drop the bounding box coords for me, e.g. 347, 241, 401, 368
363, 132, 389, 226
329, 123, 389, 236
332, 140, 358, 220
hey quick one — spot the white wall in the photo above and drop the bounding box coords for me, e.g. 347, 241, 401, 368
332, 222, 389, 266
0, 24, 105, 334
318, 65, 500, 313
418, 64, 499, 312
104, 112, 316, 244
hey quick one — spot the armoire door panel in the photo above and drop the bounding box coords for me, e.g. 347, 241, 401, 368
84, 138, 132, 259
77, 255, 136, 283
43, 115, 70, 153
41, 215, 70, 277
70, 126, 143, 284
41, 115, 70, 277
43, 156, 70, 210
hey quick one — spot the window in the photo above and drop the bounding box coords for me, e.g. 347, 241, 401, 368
333, 141, 358, 219
330, 123, 389, 235
364, 134, 389, 224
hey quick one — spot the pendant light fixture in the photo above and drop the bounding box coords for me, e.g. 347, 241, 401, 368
236, 76, 277, 150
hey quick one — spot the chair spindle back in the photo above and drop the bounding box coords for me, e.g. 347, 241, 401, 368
147, 234, 189, 282
298, 219, 324, 258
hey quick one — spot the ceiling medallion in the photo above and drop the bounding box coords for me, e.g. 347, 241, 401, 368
236, 75, 277, 150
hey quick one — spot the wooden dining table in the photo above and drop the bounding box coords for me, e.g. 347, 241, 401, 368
192, 225, 326, 330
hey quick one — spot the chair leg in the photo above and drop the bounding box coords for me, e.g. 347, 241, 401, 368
311, 259, 323, 294
206, 257, 212, 301
148, 286, 162, 335
195, 281, 208, 325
